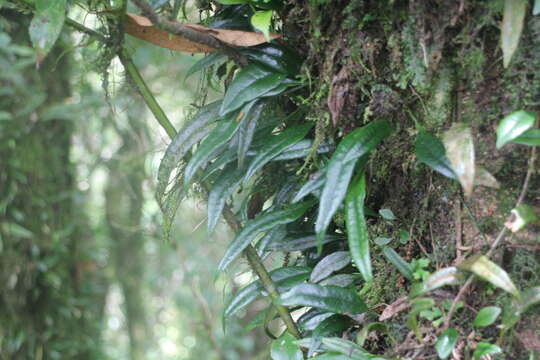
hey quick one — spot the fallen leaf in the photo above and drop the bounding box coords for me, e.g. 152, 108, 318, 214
379, 296, 410, 321
475, 166, 500, 189
443, 123, 475, 198
124, 13, 280, 53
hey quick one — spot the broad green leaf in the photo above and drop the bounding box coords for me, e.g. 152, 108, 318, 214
502, 0, 527, 68
459, 255, 519, 296
243, 123, 313, 183
29, 0, 67, 63
379, 208, 396, 220
185, 52, 225, 79
296, 337, 382, 360
381, 247, 413, 280
218, 200, 314, 270
272, 140, 333, 161
251, 11, 273, 42
207, 165, 244, 234
412, 267, 461, 297
266, 234, 342, 252
534, 0, 540, 15
241, 43, 302, 75
512, 128, 540, 146
271, 332, 303, 360
292, 170, 326, 203
309, 315, 352, 357
399, 229, 411, 244
220, 64, 285, 116
435, 328, 458, 359
496, 110, 536, 148
345, 174, 372, 282
277, 283, 367, 314
473, 306, 501, 327
415, 131, 456, 179
473, 342, 502, 360
297, 309, 333, 331
316, 120, 393, 246
318, 274, 356, 287
310, 251, 351, 283
224, 266, 310, 320
443, 123, 475, 198
237, 100, 266, 168
506, 204, 539, 232
184, 118, 239, 190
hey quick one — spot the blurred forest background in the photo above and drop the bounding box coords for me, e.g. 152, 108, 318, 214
0, 4, 261, 360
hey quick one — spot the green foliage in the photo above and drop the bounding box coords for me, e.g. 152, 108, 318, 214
435, 328, 458, 359
496, 110, 537, 148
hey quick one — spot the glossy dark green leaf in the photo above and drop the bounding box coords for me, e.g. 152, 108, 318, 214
243, 123, 313, 183
220, 64, 285, 116
266, 234, 342, 252
496, 110, 536, 148
318, 274, 357, 288
184, 118, 239, 190
345, 173, 372, 282
502, 0, 527, 68
186, 52, 225, 79
241, 43, 302, 74
272, 140, 334, 161
292, 170, 326, 203
435, 328, 458, 359
224, 266, 310, 320
512, 128, 540, 146
473, 306, 501, 327
277, 283, 367, 314
237, 100, 266, 168
382, 247, 413, 280
473, 342, 502, 360
29, 0, 67, 62
295, 337, 382, 360
459, 255, 519, 296
310, 251, 351, 283
415, 131, 456, 179
256, 225, 287, 256
218, 200, 314, 271
207, 165, 244, 234
316, 120, 393, 246
309, 315, 352, 357
271, 332, 303, 360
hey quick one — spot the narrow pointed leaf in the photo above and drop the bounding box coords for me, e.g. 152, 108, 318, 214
496, 110, 536, 148
271, 332, 303, 360
316, 120, 393, 244
272, 140, 334, 161
345, 173, 372, 282
296, 337, 382, 360
435, 328, 458, 360
502, 0, 527, 68
473, 342, 502, 360
237, 100, 266, 168
512, 128, 540, 146
256, 225, 287, 255
266, 234, 342, 252
292, 170, 326, 203
220, 64, 285, 116
276, 283, 367, 314
186, 52, 225, 79
474, 306, 501, 327
443, 123, 475, 197
318, 274, 357, 288
218, 200, 314, 271
207, 165, 244, 234
29, 0, 67, 64
241, 43, 302, 75
310, 251, 351, 283
459, 255, 519, 296
297, 309, 333, 331
415, 131, 456, 179
382, 247, 413, 280
184, 118, 240, 189
243, 123, 313, 183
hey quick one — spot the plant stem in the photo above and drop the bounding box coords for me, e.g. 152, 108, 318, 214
119, 50, 301, 339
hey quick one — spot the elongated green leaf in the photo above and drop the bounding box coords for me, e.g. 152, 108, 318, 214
241, 43, 302, 75
220, 64, 285, 116
272, 140, 334, 161
184, 118, 239, 189
415, 131, 456, 179
318, 274, 356, 287
309, 315, 352, 357
29, 0, 67, 63
224, 266, 310, 320
496, 110, 536, 148
310, 251, 351, 283
512, 128, 540, 146
271, 332, 303, 360
459, 255, 519, 296
218, 200, 314, 270
345, 173, 372, 282
277, 283, 367, 314
316, 120, 393, 246
297, 309, 333, 331
256, 225, 287, 256
473, 342, 502, 360
186, 52, 225, 79
243, 123, 313, 183
207, 165, 244, 234
266, 234, 341, 252
474, 306, 501, 327
443, 123, 475, 198
296, 337, 382, 360
292, 170, 326, 203
382, 247, 413, 281
502, 0, 527, 68
251, 10, 273, 41
435, 328, 458, 360
312, 353, 359, 360
237, 100, 266, 168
